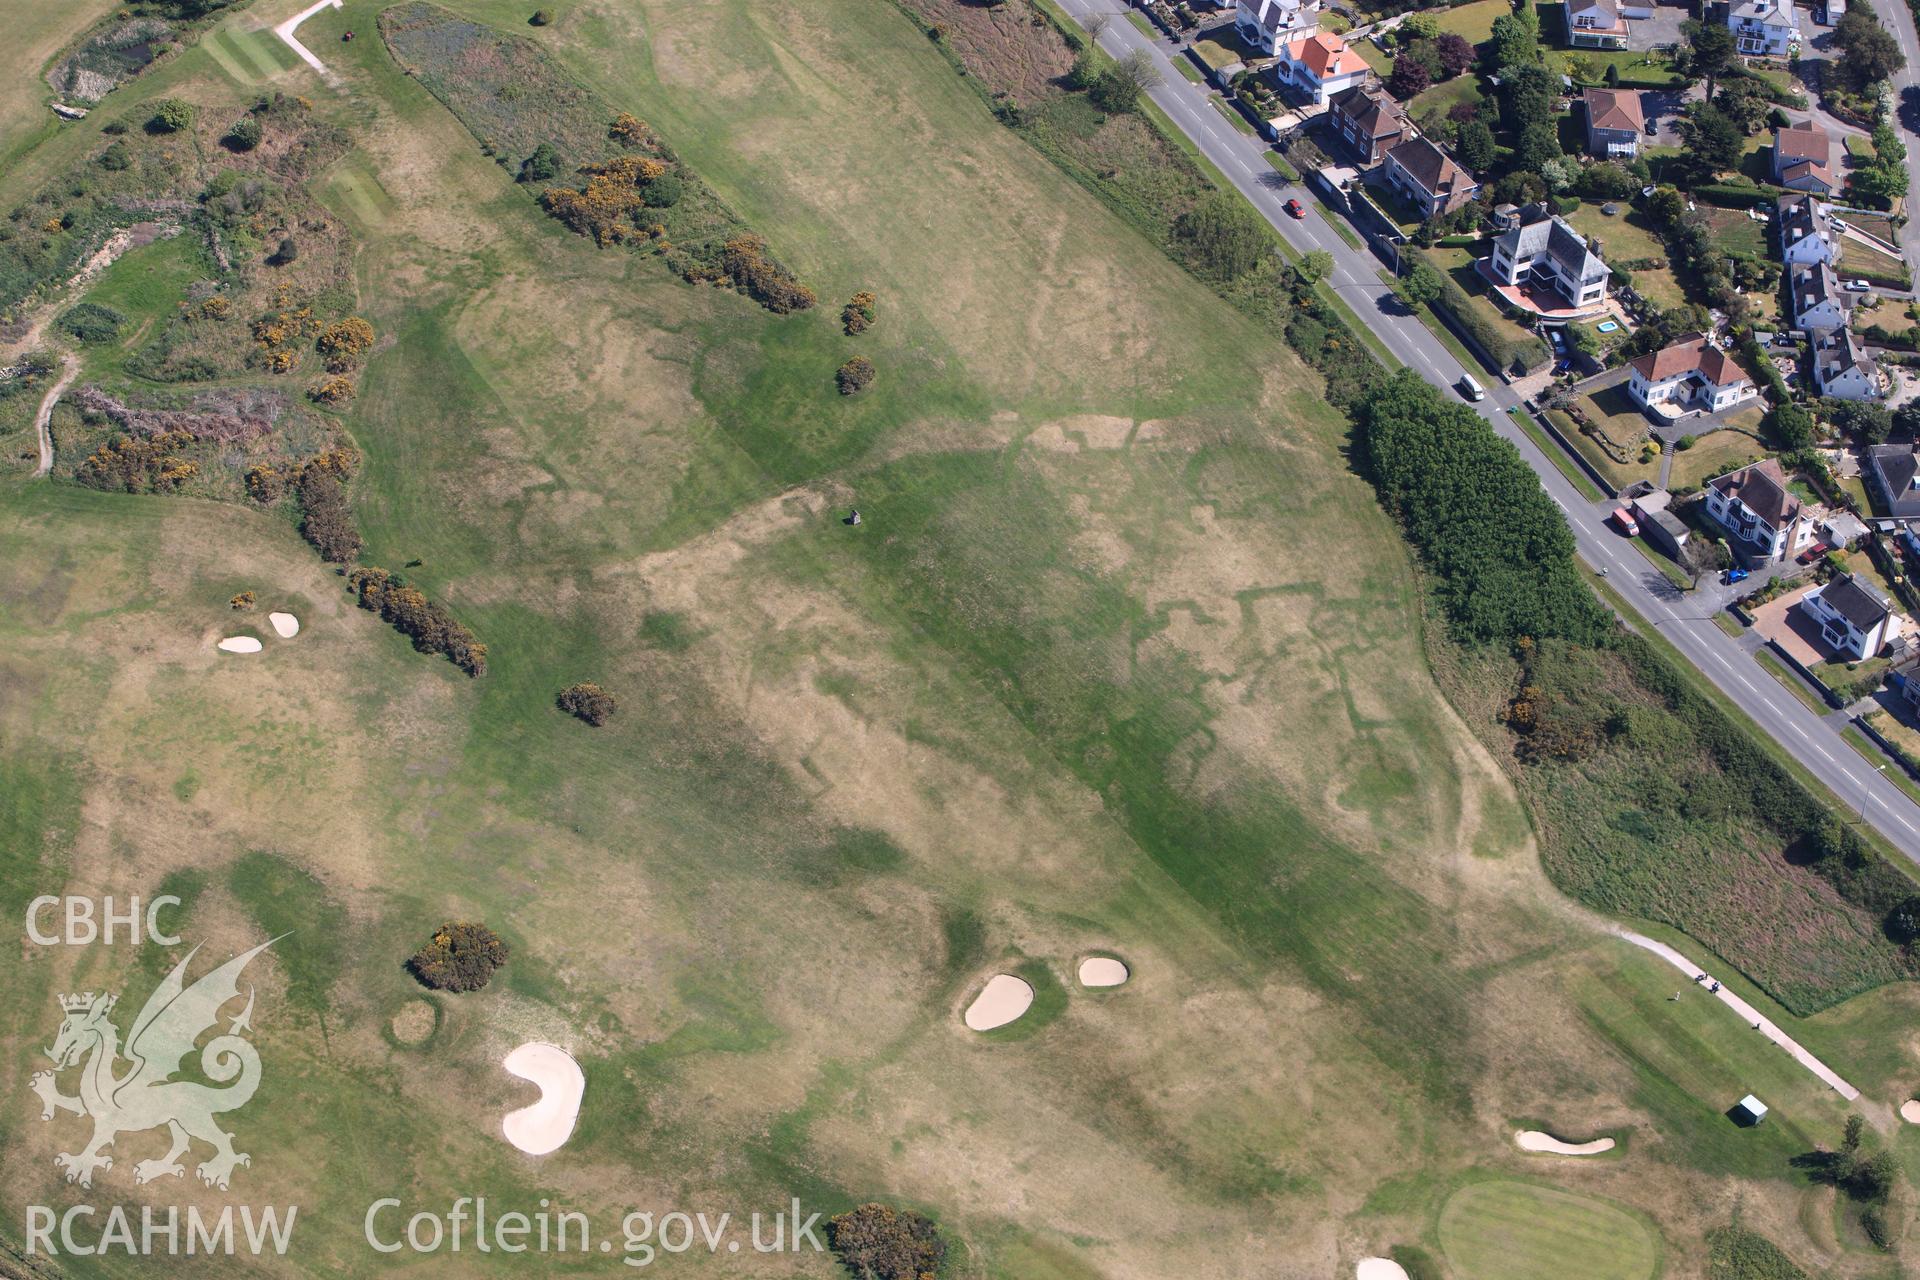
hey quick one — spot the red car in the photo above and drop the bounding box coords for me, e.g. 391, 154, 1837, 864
1797, 542, 1829, 564
1284, 199, 1305, 219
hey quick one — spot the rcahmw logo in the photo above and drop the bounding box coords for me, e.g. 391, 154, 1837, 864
32, 937, 278, 1190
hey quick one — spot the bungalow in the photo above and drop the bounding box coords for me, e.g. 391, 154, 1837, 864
1867, 443, 1920, 518
1582, 87, 1645, 158
1802, 571, 1897, 661
1234, 0, 1321, 55
1777, 193, 1835, 267
1811, 326, 1883, 401
1381, 136, 1480, 219
1273, 31, 1369, 106
1772, 123, 1835, 195
1727, 0, 1798, 56
1327, 82, 1414, 164
1703, 458, 1814, 563
1566, 0, 1631, 48
1787, 260, 1852, 332
1626, 333, 1758, 412
1487, 204, 1611, 308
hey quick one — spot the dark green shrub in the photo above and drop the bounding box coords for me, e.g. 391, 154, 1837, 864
97, 142, 132, 171
147, 99, 193, 134
519, 141, 561, 183
297, 467, 362, 563
640, 171, 681, 207
529, 8, 554, 24
224, 116, 262, 151
1888, 895, 1920, 943
408, 922, 510, 991
59, 301, 125, 344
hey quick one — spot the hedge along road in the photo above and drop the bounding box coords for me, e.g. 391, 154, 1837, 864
1054, 0, 1920, 859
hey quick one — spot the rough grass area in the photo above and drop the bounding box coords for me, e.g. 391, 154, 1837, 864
1669, 426, 1768, 491
1707, 1226, 1809, 1279
379, 1, 794, 296
1461, 636, 1920, 1013
1437, 1180, 1659, 1280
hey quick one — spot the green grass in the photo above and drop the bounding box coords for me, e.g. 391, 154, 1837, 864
1512, 407, 1606, 500
1628, 533, 1693, 589
1437, 1179, 1659, 1280
1755, 648, 1828, 713
1431, 0, 1509, 43
1210, 96, 1257, 136
1669, 426, 1768, 491
1567, 49, 1683, 86
75, 230, 216, 378
1173, 55, 1204, 83
1315, 201, 1361, 248
1840, 726, 1917, 802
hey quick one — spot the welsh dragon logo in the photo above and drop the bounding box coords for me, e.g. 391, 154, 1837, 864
30, 938, 279, 1191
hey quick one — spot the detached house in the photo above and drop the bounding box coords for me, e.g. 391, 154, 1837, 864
1704, 459, 1813, 563
1812, 326, 1884, 401
1802, 571, 1897, 661
1778, 193, 1836, 266
1626, 334, 1759, 412
1234, 0, 1321, 55
1327, 83, 1414, 164
1273, 31, 1369, 106
1381, 137, 1480, 219
1772, 123, 1836, 195
1728, 0, 1798, 55
1866, 443, 1920, 518
1487, 204, 1611, 309
1581, 88, 1645, 158
1787, 261, 1852, 332
1566, 0, 1631, 47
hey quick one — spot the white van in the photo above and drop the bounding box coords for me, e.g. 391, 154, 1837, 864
1457, 373, 1486, 402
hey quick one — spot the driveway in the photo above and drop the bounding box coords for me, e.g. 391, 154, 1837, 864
1748, 582, 1837, 665
1639, 83, 1697, 147
1628, 5, 1688, 51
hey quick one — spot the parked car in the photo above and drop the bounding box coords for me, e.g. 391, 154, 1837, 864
1846, 279, 1872, 292
1610, 508, 1639, 536
1725, 568, 1750, 584
1797, 541, 1830, 564
1284, 199, 1305, 219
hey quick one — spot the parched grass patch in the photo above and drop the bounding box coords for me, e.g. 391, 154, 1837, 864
1437, 1179, 1658, 1280
1432, 0, 1511, 44
1698, 206, 1767, 259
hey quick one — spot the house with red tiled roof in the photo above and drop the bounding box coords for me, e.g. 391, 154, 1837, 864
1772, 123, 1835, 195
1272, 31, 1368, 106
1626, 334, 1759, 413
1581, 88, 1644, 158
1703, 458, 1813, 564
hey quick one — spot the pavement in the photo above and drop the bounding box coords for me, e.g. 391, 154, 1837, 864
1614, 928, 1862, 1100
1057, 0, 1920, 856
1872, 0, 1920, 274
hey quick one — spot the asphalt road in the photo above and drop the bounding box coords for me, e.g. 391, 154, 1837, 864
1057, 0, 1920, 855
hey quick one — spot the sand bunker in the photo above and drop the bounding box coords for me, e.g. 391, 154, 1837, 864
216, 636, 263, 654
964, 975, 1034, 1031
1515, 1130, 1615, 1156
1902, 1100, 1920, 1124
1356, 1259, 1410, 1280
1078, 956, 1130, 988
501, 1042, 584, 1156
268, 612, 300, 638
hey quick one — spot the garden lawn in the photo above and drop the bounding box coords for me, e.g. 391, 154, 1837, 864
1562, 203, 1686, 308
1669, 425, 1769, 491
